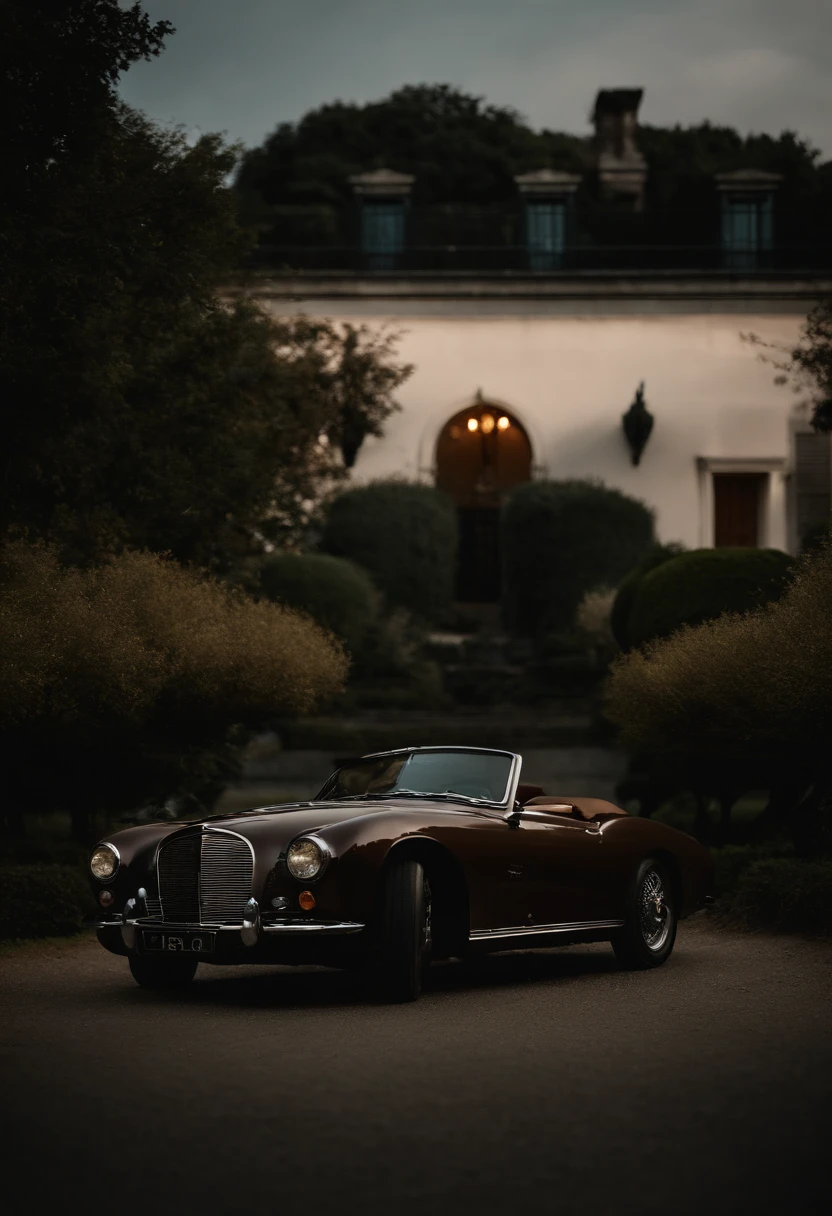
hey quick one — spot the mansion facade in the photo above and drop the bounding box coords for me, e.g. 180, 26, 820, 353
240, 90, 832, 601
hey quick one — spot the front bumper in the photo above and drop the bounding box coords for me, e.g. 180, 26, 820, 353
86, 898, 364, 951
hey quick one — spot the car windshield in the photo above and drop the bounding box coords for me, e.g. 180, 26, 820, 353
317, 749, 515, 806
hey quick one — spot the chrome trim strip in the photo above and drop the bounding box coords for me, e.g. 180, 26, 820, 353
504, 752, 522, 811
469, 918, 624, 942
106, 916, 365, 936
261, 920, 365, 935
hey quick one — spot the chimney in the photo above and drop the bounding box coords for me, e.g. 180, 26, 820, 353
592, 89, 647, 211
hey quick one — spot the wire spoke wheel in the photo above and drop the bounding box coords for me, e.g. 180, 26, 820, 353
639, 868, 671, 952
612, 858, 677, 970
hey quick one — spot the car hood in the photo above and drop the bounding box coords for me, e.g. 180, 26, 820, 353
105, 797, 498, 873
197, 796, 493, 837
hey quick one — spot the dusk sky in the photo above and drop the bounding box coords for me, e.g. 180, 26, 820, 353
119, 0, 832, 158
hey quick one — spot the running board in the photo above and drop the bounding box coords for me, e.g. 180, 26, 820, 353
469, 919, 624, 943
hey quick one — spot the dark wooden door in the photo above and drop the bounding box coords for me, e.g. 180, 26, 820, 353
713, 473, 765, 547
456, 507, 501, 602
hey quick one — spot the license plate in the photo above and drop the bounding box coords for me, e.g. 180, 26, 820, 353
142, 931, 215, 954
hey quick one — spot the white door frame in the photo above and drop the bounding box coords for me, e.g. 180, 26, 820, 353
696, 456, 788, 550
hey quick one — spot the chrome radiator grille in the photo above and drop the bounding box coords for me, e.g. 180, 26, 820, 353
200, 831, 254, 923
157, 829, 253, 924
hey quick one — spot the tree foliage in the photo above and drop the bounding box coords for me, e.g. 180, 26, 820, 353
235, 83, 587, 215
1, 2, 410, 567
781, 300, 832, 434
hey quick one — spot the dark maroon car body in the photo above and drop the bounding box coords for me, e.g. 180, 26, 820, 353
88, 746, 712, 989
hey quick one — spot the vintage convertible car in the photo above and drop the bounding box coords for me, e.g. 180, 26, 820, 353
87, 746, 713, 1001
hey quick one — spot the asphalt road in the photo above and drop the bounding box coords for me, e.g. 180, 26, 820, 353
1, 921, 830, 1216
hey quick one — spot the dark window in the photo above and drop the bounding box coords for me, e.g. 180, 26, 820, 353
721, 193, 774, 270
525, 200, 566, 270
360, 200, 406, 269
794, 431, 832, 544
713, 473, 766, 546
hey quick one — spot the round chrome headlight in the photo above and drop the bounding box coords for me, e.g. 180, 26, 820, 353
286, 837, 327, 881
90, 844, 119, 881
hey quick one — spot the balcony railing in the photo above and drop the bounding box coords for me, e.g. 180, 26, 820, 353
248, 204, 832, 275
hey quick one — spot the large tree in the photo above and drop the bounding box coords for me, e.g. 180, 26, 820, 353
234, 83, 587, 214
0, 1, 410, 569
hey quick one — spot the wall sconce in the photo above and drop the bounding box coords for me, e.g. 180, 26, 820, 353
622, 381, 654, 466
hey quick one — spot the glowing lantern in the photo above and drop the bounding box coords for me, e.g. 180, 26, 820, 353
467, 417, 479, 432
480, 413, 496, 434
497, 416, 510, 431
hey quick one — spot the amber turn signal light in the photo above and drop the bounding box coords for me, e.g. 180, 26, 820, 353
298, 890, 316, 911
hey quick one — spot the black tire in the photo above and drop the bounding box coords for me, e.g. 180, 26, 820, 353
128, 955, 199, 989
374, 859, 432, 1003
612, 858, 677, 970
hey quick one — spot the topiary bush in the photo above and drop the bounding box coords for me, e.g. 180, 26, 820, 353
501, 480, 655, 636
0, 864, 91, 940
627, 547, 794, 649
259, 554, 378, 656
610, 542, 686, 651
321, 481, 458, 622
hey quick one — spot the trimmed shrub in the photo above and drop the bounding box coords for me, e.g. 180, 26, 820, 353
321, 481, 458, 622
605, 547, 832, 834
259, 554, 377, 655
627, 547, 795, 649
0, 864, 91, 939
502, 480, 655, 636
721, 858, 832, 936
610, 542, 686, 650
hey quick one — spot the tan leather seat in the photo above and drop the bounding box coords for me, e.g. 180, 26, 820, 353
523, 795, 628, 821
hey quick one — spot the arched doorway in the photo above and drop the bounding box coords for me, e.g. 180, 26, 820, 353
436, 399, 532, 602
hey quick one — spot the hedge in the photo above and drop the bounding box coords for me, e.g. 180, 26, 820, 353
626, 547, 795, 649
259, 553, 377, 656
610, 543, 686, 651
720, 858, 832, 936
321, 481, 458, 622
0, 864, 91, 940
501, 480, 655, 636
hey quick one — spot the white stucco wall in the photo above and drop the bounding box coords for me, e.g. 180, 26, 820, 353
259, 295, 807, 551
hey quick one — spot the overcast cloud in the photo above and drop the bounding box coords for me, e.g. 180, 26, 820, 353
119, 0, 832, 158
